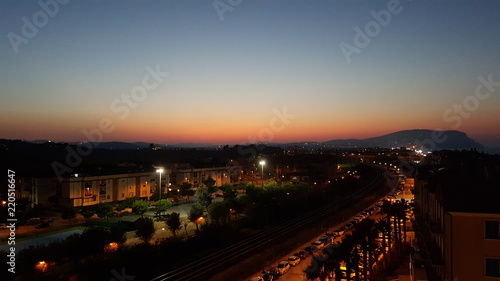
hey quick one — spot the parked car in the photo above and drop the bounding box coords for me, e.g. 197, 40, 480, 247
275, 261, 290, 275
332, 228, 345, 237
298, 250, 308, 259
319, 236, 331, 245
305, 245, 318, 253
313, 240, 325, 250
287, 256, 300, 266
263, 271, 280, 281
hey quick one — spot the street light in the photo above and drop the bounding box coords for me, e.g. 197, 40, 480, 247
259, 160, 265, 186
156, 168, 163, 201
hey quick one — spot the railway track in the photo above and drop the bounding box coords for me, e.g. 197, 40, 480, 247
150, 167, 385, 281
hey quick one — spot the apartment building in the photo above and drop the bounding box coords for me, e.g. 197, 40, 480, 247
414, 159, 500, 281
58, 170, 170, 207
172, 166, 241, 188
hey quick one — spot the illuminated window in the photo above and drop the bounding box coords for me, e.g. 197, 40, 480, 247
84, 182, 93, 197
486, 258, 500, 277
485, 220, 500, 239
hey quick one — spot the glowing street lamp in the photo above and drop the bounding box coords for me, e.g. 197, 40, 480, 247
259, 160, 265, 186
35, 261, 48, 272
156, 168, 164, 201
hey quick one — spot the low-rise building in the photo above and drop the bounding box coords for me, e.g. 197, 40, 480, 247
58, 170, 170, 207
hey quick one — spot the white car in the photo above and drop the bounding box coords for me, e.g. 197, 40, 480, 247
287, 255, 300, 266
275, 261, 290, 275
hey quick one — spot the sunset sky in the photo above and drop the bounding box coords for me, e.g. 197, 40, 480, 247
1, 1, 500, 148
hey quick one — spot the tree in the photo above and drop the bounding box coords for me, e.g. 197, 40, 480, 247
154, 199, 172, 217
189, 204, 204, 231
163, 212, 181, 239
180, 182, 194, 197
61, 207, 77, 224
220, 183, 237, 202
195, 186, 212, 211
263, 179, 279, 189
95, 203, 113, 222
375, 219, 392, 264
353, 219, 378, 281
135, 217, 155, 243
340, 234, 359, 281
132, 199, 149, 217
208, 201, 230, 225
203, 177, 216, 193
80, 208, 95, 220
122, 196, 140, 208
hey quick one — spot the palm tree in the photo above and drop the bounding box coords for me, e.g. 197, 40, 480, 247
353, 219, 378, 281
375, 219, 392, 267
340, 235, 358, 281
392, 201, 406, 245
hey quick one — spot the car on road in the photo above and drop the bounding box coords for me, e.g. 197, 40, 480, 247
0, 223, 8, 229
305, 245, 318, 253
319, 236, 331, 245
275, 261, 290, 275
298, 250, 308, 259
263, 271, 280, 281
332, 228, 345, 237
287, 255, 300, 266
313, 240, 325, 249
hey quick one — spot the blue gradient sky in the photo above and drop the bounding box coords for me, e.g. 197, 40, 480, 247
1, 1, 500, 148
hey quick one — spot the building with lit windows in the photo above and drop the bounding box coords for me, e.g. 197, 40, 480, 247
172, 166, 241, 188
58, 170, 170, 207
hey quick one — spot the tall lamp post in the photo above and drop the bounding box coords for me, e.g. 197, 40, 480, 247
156, 168, 163, 201
259, 160, 265, 187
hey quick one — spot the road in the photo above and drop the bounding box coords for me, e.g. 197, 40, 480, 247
149, 167, 386, 281
247, 172, 415, 281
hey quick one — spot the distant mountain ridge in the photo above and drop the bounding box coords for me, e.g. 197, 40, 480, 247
13, 129, 484, 151
321, 129, 483, 150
